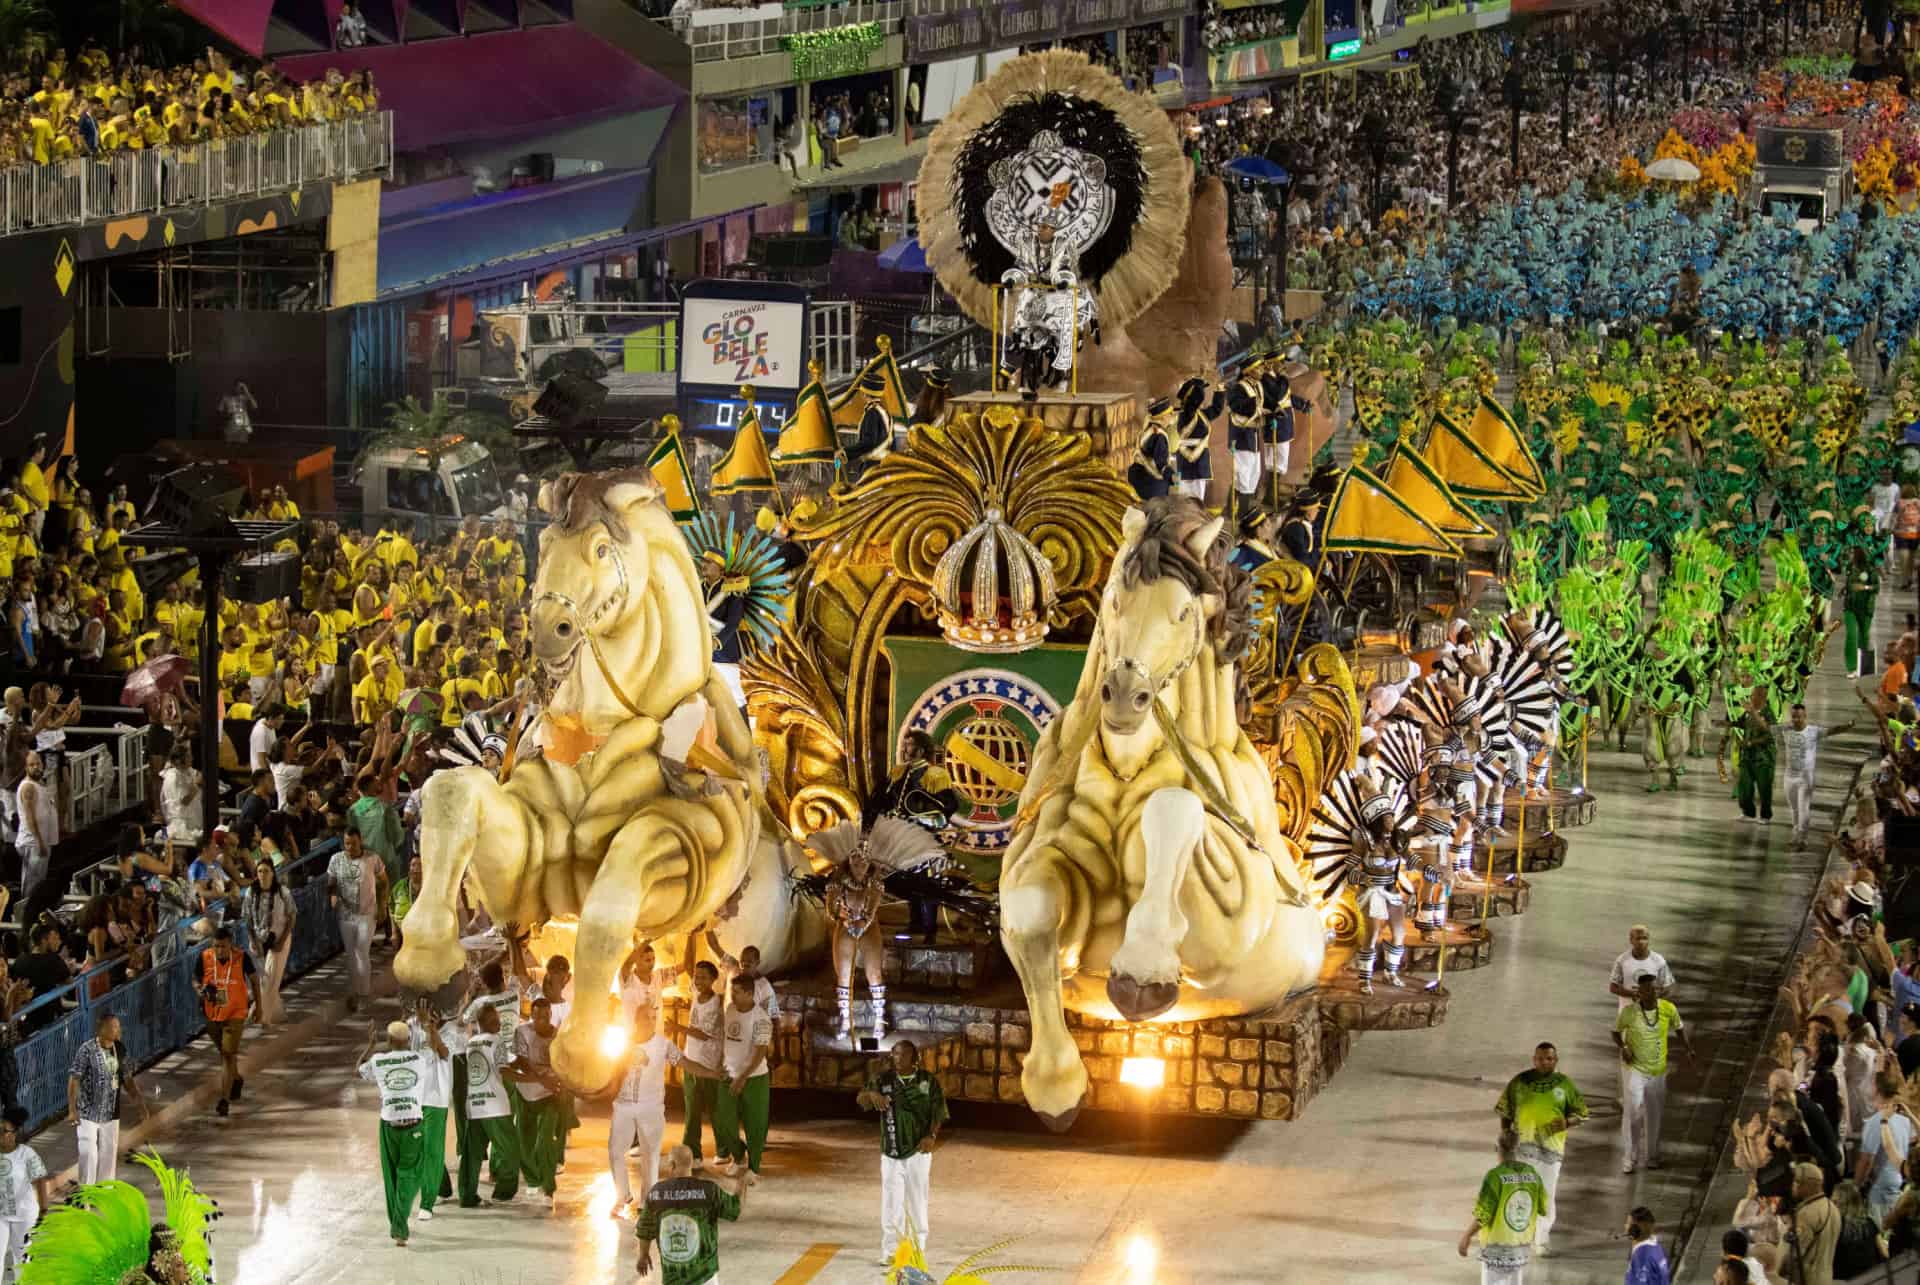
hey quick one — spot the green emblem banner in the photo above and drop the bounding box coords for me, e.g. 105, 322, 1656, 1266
880, 637, 1088, 857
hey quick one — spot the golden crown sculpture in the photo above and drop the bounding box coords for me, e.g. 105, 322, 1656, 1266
931, 504, 1058, 653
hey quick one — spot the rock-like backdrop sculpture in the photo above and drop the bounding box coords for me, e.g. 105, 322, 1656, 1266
396, 470, 821, 1092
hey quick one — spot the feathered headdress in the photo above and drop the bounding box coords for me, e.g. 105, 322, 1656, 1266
918, 50, 1190, 334
21, 1150, 219, 1285
682, 511, 797, 655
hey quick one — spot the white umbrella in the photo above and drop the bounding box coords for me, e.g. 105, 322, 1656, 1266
1644, 157, 1702, 182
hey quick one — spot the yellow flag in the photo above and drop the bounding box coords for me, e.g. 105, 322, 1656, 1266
775, 372, 838, 466
1381, 443, 1493, 538
831, 337, 910, 428
1422, 412, 1534, 501
1321, 464, 1461, 557
646, 424, 699, 521
712, 408, 776, 495
1465, 394, 1545, 496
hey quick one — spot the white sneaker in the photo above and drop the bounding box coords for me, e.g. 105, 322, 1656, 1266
629, 1145, 644, 1157
745, 1170, 759, 1187
1622, 1160, 1636, 1174
418, 1209, 434, 1222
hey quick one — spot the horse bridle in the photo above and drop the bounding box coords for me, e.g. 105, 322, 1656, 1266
1107, 601, 1207, 703
531, 536, 647, 720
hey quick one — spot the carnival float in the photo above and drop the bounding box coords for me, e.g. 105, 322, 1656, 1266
397, 49, 1602, 1126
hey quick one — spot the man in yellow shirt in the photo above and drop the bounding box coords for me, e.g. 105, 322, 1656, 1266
17, 441, 50, 541
353, 655, 401, 724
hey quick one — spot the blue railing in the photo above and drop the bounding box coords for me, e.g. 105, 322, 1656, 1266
11, 838, 345, 1134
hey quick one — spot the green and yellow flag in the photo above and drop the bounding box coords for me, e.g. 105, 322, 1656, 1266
646, 417, 700, 521
775, 362, 839, 467
1321, 464, 1462, 557
1381, 443, 1493, 538
712, 405, 777, 495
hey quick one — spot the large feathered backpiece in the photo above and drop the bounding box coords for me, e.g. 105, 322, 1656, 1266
21, 1150, 218, 1285
918, 50, 1191, 334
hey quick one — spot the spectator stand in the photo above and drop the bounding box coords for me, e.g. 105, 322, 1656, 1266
0, 113, 394, 241
9, 836, 344, 1135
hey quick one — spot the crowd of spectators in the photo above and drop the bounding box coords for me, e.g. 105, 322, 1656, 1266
1202, 0, 1299, 55
0, 41, 378, 170
1184, 13, 1847, 297
1705, 643, 1920, 1282
0, 428, 543, 1116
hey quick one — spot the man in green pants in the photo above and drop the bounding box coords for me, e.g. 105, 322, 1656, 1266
1843, 547, 1878, 679
457, 1003, 521, 1206
677, 961, 725, 1164
407, 998, 457, 1220
637, 1144, 747, 1282
712, 974, 774, 1181
1718, 686, 1778, 824
357, 1019, 448, 1247
508, 995, 565, 1207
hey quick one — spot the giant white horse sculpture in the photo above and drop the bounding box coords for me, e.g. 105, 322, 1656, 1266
999, 497, 1326, 1127
396, 470, 822, 1091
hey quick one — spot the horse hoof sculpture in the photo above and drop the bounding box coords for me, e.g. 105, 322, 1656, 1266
1000, 498, 1326, 1126
397, 470, 822, 1093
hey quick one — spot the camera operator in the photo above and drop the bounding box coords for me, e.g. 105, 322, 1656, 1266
199, 926, 255, 1119
1783, 1162, 1840, 1285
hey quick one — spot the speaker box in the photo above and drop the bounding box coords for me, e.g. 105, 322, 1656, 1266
146, 465, 245, 537
534, 347, 610, 383
224, 551, 301, 604
529, 152, 557, 182
532, 371, 608, 427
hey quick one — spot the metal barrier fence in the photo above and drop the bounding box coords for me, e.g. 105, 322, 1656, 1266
10, 838, 343, 1135
0, 113, 394, 240
61, 723, 149, 836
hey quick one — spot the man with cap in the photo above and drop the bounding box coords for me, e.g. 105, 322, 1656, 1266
1280, 491, 1323, 564
1224, 365, 1267, 515
1259, 361, 1296, 504
841, 370, 894, 486
1173, 376, 1222, 502
352, 653, 397, 725
911, 366, 952, 427
1129, 399, 1177, 502
359, 1016, 449, 1246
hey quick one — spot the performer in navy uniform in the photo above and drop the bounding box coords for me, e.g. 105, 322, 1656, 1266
1232, 507, 1282, 573
911, 366, 952, 428
841, 370, 894, 486
1174, 376, 1224, 501
1258, 362, 1296, 504
1279, 491, 1322, 563
1225, 369, 1266, 513
1128, 398, 1177, 501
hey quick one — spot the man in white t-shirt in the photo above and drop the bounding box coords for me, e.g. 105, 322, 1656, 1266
0, 1111, 48, 1278
456, 1004, 521, 1207
713, 974, 775, 1182
408, 999, 459, 1220
678, 960, 727, 1166
1775, 704, 1855, 847
609, 1005, 683, 1216
705, 932, 778, 1026
1608, 925, 1674, 1010
357, 1018, 446, 1247
248, 706, 284, 771
619, 939, 685, 1028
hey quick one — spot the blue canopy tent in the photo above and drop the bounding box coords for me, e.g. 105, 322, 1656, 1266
878, 236, 930, 274
1225, 155, 1290, 185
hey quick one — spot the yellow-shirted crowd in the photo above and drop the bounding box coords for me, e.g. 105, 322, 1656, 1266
3, 439, 533, 743
1, 42, 377, 167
